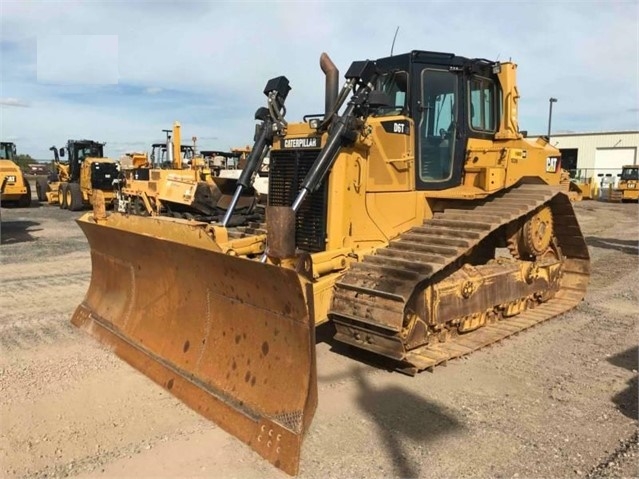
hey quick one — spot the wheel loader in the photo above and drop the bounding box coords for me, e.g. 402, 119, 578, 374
71, 51, 590, 475
39, 140, 118, 210
0, 142, 32, 207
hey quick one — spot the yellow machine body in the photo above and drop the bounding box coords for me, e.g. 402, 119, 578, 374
40, 141, 118, 210
0, 159, 31, 205
116, 122, 249, 218
72, 52, 590, 475
0, 142, 32, 207
616, 165, 639, 201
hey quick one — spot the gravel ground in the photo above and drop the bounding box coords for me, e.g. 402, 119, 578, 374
1, 184, 637, 478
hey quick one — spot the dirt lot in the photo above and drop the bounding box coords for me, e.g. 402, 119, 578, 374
1, 184, 637, 479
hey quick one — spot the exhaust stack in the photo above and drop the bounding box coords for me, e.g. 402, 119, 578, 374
320, 52, 338, 116
49, 146, 60, 162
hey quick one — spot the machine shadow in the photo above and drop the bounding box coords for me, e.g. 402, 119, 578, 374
607, 346, 638, 420
0, 220, 41, 245
318, 365, 463, 478
585, 236, 638, 256
316, 322, 399, 372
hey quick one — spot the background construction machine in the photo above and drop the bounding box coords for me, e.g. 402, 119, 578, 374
72, 51, 589, 475
117, 122, 261, 221
36, 153, 69, 203
616, 165, 639, 201
0, 142, 32, 207
601, 165, 639, 202
38, 140, 118, 210
213, 147, 270, 199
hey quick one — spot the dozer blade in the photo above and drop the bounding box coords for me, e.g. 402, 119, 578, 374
71, 213, 317, 475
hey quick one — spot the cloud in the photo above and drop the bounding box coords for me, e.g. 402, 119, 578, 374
0, 97, 30, 107
36, 34, 118, 85
1, 1, 638, 158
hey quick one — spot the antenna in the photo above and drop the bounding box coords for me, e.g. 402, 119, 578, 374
390, 26, 400, 56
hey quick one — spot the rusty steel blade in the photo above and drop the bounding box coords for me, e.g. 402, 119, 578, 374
71, 213, 317, 475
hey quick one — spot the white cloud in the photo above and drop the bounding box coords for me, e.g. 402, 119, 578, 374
36, 34, 118, 85
1, 1, 637, 157
0, 97, 30, 107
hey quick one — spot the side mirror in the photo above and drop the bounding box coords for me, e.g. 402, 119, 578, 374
60, 148, 65, 157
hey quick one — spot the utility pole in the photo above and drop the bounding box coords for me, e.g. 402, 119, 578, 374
547, 97, 558, 140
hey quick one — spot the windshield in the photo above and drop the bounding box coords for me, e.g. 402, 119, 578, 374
182, 146, 195, 160
76, 143, 103, 161
374, 71, 408, 116
0, 143, 16, 160
621, 167, 639, 180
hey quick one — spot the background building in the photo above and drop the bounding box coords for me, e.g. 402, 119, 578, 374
546, 131, 639, 179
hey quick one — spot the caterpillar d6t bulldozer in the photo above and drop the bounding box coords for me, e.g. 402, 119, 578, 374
71, 51, 590, 475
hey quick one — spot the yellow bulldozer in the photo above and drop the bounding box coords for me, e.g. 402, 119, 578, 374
0, 142, 31, 207
617, 165, 639, 201
71, 51, 590, 475
602, 165, 639, 202
37, 140, 118, 210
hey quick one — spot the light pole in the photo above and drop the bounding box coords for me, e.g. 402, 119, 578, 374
547, 97, 558, 139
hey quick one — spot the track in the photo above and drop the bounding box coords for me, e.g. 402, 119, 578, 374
330, 183, 590, 372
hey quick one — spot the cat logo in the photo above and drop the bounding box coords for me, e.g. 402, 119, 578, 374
546, 156, 559, 173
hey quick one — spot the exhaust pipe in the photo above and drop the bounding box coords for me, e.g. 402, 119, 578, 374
49, 146, 59, 162
320, 52, 338, 116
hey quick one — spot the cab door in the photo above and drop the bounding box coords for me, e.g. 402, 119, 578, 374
413, 66, 465, 191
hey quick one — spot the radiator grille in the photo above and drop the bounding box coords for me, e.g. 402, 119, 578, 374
91, 162, 118, 190
269, 149, 327, 253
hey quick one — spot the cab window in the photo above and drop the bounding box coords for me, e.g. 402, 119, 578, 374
468, 77, 496, 132
374, 71, 408, 116
621, 168, 639, 180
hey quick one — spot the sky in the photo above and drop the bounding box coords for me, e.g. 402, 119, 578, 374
1, 0, 638, 159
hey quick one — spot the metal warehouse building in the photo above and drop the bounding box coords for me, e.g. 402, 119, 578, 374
547, 131, 639, 178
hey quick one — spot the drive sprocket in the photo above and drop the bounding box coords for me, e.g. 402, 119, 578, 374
507, 206, 554, 260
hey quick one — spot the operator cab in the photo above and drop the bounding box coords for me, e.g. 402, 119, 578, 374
63, 140, 106, 181
150, 143, 196, 168
0, 142, 17, 161
373, 51, 501, 190
620, 165, 639, 181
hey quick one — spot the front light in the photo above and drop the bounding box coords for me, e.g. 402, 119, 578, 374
308, 118, 320, 129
